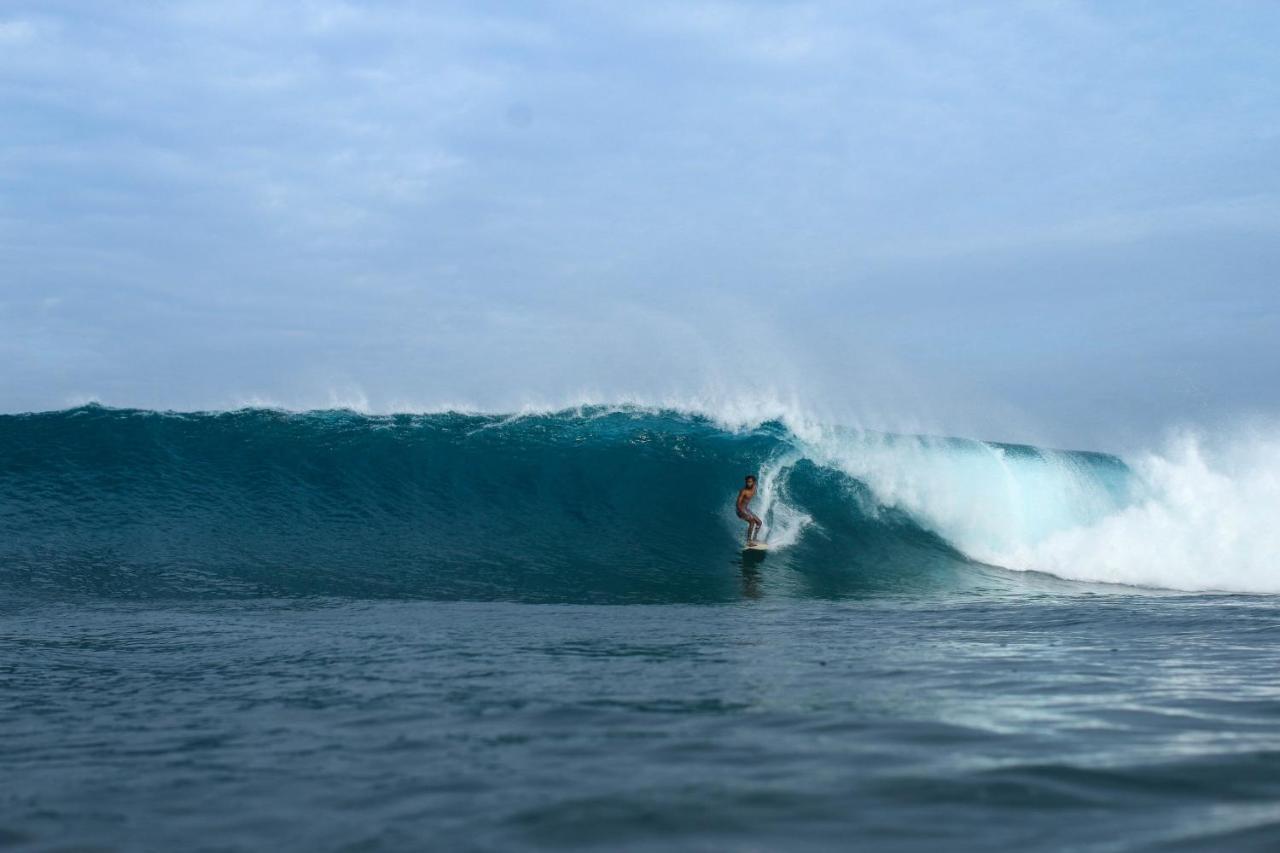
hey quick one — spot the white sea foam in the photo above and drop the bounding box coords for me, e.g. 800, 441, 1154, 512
796, 428, 1124, 555
989, 430, 1280, 593
751, 451, 814, 550
792, 422, 1280, 594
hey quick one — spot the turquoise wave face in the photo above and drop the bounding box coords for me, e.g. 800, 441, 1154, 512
0, 406, 1129, 602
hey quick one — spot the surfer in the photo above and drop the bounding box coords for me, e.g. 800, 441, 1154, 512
736, 475, 762, 546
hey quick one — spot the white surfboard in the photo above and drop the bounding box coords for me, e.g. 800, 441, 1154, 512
743, 542, 769, 551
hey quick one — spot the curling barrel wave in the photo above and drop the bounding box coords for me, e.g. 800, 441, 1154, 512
2, 405, 1274, 598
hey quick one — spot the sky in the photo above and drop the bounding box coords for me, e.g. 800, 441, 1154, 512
2, 0, 1278, 448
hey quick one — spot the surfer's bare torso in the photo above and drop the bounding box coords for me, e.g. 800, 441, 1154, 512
737, 476, 762, 545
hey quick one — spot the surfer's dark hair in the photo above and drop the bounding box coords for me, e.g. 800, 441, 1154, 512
745, 474, 756, 483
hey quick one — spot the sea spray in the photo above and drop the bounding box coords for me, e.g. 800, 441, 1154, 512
992, 429, 1280, 592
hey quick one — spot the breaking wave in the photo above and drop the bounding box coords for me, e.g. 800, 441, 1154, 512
1, 405, 1275, 600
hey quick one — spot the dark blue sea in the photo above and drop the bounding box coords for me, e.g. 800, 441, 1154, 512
3, 406, 1279, 851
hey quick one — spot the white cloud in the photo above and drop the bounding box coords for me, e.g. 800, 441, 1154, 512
0, 18, 37, 44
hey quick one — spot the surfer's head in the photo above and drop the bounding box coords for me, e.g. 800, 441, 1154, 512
745, 475, 756, 487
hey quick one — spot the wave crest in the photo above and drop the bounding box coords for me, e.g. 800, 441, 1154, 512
1, 405, 1275, 597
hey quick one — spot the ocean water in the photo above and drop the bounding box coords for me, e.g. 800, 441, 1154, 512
3, 406, 1280, 851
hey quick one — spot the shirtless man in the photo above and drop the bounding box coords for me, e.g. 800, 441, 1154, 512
736, 474, 763, 546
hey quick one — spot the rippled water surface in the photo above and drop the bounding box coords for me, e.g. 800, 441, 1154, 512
6, 592, 1280, 852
